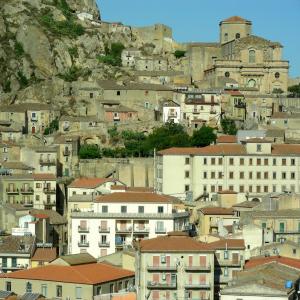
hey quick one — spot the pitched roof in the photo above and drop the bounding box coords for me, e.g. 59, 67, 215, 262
209, 239, 245, 249
98, 80, 173, 91
0, 103, 53, 112
272, 144, 300, 155
139, 232, 214, 252
1, 161, 34, 170
32, 173, 56, 181
31, 248, 57, 262
68, 177, 116, 188
0, 291, 16, 298
30, 209, 66, 225
1, 263, 134, 285
95, 192, 176, 203
216, 135, 237, 144
0, 235, 35, 254
104, 105, 137, 113
245, 256, 300, 270
55, 253, 96, 265
21, 293, 44, 300
199, 207, 234, 215
221, 16, 251, 24
232, 200, 260, 208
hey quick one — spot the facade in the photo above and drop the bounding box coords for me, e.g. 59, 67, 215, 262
156, 141, 300, 201
136, 232, 215, 300
121, 48, 142, 68
162, 100, 181, 124
222, 90, 246, 121
59, 116, 105, 134
104, 105, 138, 123
0, 263, 135, 300
69, 192, 189, 258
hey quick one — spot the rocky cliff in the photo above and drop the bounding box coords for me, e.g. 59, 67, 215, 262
0, 0, 134, 109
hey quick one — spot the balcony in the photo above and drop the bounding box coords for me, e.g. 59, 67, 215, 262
20, 187, 34, 194
22, 201, 33, 207
116, 226, 132, 234
133, 226, 150, 234
185, 264, 211, 272
217, 260, 241, 267
0, 263, 28, 270
39, 159, 56, 166
185, 282, 211, 289
210, 110, 217, 114
147, 281, 177, 289
78, 241, 89, 247
78, 226, 89, 233
99, 226, 110, 233
6, 188, 19, 194
168, 112, 178, 118
63, 149, 71, 156
43, 188, 56, 194
155, 227, 166, 234
147, 265, 177, 272
113, 116, 120, 121
98, 241, 110, 247
234, 102, 246, 108
44, 201, 56, 207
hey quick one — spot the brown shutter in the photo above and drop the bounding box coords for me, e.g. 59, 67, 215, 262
153, 256, 159, 267
200, 255, 206, 267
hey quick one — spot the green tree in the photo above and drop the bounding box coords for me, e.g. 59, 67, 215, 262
15, 42, 24, 57
174, 50, 186, 59
288, 84, 300, 97
44, 118, 59, 135
221, 118, 238, 135
79, 144, 101, 159
191, 125, 217, 147
97, 43, 125, 67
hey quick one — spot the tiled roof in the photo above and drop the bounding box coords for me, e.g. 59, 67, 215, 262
199, 207, 234, 215
232, 200, 260, 208
216, 135, 237, 144
0, 291, 16, 298
0, 103, 53, 112
30, 209, 66, 225
95, 192, 176, 203
2, 161, 34, 170
139, 232, 214, 252
209, 239, 245, 249
0, 235, 35, 254
245, 256, 300, 270
111, 185, 126, 191
56, 253, 97, 266
21, 293, 44, 300
221, 16, 251, 24
31, 248, 57, 262
126, 187, 154, 193
1, 263, 134, 284
98, 80, 173, 91
104, 105, 137, 113
69, 177, 116, 188
33, 173, 56, 180
272, 144, 300, 155
249, 209, 300, 218
243, 138, 271, 143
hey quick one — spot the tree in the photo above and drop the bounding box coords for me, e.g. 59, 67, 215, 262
288, 84, 300, 97
191, 125, 216, 147
44, 118, 59, 135
174, 50, 186, 59
79, 144, 101, 159
221, 118, 238, 135
272, 88, 284, 95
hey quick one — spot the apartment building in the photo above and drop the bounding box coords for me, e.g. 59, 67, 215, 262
0, 262, 135, 300
69, 192, 189, 258
33, 174, 56, 210
156, 141, 300, 201
222, 90, 246, 121
136, 231, 215, 300
209, 239, 245, 298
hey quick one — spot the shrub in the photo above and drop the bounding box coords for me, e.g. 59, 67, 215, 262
3, 80, 11, 93
68, 47, 78, 58
97, 43, 125, 67
58, 66, 84, 82
15, 42, 24, 57
17, 71, 29, 88
79, 144, 101, 159
174, 50, 186, 59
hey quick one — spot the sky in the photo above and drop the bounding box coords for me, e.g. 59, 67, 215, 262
97, 0, 300, 78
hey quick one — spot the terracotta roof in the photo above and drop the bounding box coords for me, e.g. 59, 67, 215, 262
199, 207, 234, 215
218, 190, 237, 194
272, 144, 300, 155
232, 200, 260, 208
209, 239, 245, 249
216, 135, 237, 144
243, 138, 272, 143
158, 144, 245, 156
1, 263, 134, 284
69, 177, 116, 188
224, 90, 244, 96
55, 253, 96, 266
1, 161, 33, 170
111, 185, 127, 191
126, 187, 154, 193
30, 209, 66, 225
0, 236, 35, 254
95, 192, 175, 203
33, 213, 49, 219
31, 248, 57, 262
33, 173, 56, 181
221, 16, 251, 24
139, 232, 214, 252
245, 256, 300, 270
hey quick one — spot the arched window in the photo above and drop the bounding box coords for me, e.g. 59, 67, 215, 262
26, 282, 32, 293
249, 49, 256, 63
247, 79, 256, 88
275, 72, 280, 79
235, 33, 240, 39
225, 71, 230, 78
224, 33, 228, 42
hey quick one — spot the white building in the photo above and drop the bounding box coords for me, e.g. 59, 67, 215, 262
156, 140, 300, 201
69, 192, 189, 258
162, 100, 181, 123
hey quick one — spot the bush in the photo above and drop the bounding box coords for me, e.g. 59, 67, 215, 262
191, 125, 216, 147
174, 50, 186, 59
3, 80, 11, 93
97, 43, 125, 67
58, 66, 88, 82
17, 71, 29, 88
79, 144, 101, 159
44, 118, 59, 135
221, 118, 238, 135
68, 47, 78, 59
15, 42, 24, 57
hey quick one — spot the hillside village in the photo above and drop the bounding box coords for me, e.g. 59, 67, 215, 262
1, 0, 300, 300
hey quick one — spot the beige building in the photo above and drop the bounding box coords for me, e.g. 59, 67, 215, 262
136, 232, 215, 300
0, 262, 135, 300
59, 116, 105, 134
156, 141, 300, 201
222, 90, 246, 121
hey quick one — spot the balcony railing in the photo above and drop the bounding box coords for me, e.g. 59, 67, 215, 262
234, 103, 246, 108
133, 227, 150, 233
274, 229, 300, 234
43, 188, 56, 194
98, 241, 110, 247
20, 187, 34, 194
99, 226, 110, 233
185, 264, 211, 272
217, 260, 241, 267
147, 265, 177, 271
155, 227, 166, 234
185, 282, 211, 289
6, 188, 19, 194
44, 201, 56, 206
22, 201, 33, 207
116, 226, 132, 233
39, 159, 56, 166
78, 241, 89, 247
78, 226, 89, 233
147, 281, 177, 289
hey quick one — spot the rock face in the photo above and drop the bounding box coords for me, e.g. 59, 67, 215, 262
67, 0, 100, 19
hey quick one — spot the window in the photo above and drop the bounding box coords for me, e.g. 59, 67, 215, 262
185, 185, 190, 192
264, 172, 268, 179
36, 183, 41, 188
40, 284, 47, 297
275, 72, 280, 79
279, 222, 285, 233
249, 172, 253, 179
291, 172, 295, 180
282, 185, 286, 192
3, 147, 8, 153
264, 186, 268, 193
26, 282, 32, 293
76, 287, 82, 299
117, 91, 120, 96
282, 172, 286, 180
235, 33, 240, 39
5, 282, 11, 292
218, 185, 223, 192
261, 222, 266, 229
239, 172, 244, 179
35, 195, 40, 201
249, 49, 256, 63
229, 185, 234, 191
229, 158, 234, 165
249, 158, 253, 165
256, 144, 262, 152
211, 158, 216, 165
158, 206, 164, 213
257, 172, 261, 179
249, 185, 253, 193
102, 205, 108, 213
240, 158, 244, 165
273, 172, 276, 179
185, 171, 190, 178
121, 206, 127, 213
264, 159, 268, 166
282, 159, 286, 166
229, 172, 234, 179
257, 158, 261, 166
291, 158, 295, 166
203, 172, 207, 179
224, 33, 228, 42
224, 267, 229, 277
204, 158, 207, 165
218, 172, 223, 179
138, 206, 144, 214
273, 158, 277, 166
145, 102, 150, 109
185, 157, 190, 165
224, 250, 229, 260
239, 185, 244, 193
225, 71, 230, 78
211, 172, 215, 179
256, 186, 261, 193
272, 185, 277, 193
211, 185, 216, 193
218, 158, 223, 165
12, 257, 17, 267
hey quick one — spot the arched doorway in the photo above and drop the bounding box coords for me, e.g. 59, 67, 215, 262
32, 126, 36, 134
